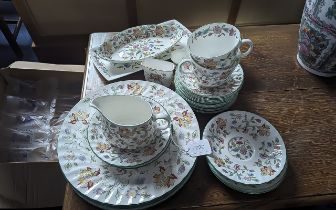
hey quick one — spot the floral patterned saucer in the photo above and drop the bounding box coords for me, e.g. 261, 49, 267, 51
176, 64, 244, 99
57, 80, 200, 208
96, 24, 183, 63
208, 160, 287, 194
204, 111, 287, 185
87, 97, 171, 169
174, 69, 241, 114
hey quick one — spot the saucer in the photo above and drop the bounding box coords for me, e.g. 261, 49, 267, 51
204, 111, 287, 185
88, 98, 171, 169
176, 64, 243, 98
208, 160, 287, 194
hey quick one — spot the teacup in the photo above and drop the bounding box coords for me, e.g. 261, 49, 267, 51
142, 58, 175, 87
91, 95, 171, 150
187, 23, 253, 69
178, 59, 235, 87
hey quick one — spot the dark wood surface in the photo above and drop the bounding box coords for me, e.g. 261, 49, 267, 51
64, 24, 336, 210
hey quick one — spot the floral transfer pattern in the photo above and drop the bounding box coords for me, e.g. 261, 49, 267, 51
180, 60, 234, 87
118, 38, 165, 60
100, 110, 155, 149
144, 68, 174, 88
91, 49, 142, 81
192, 48, 241, 70
228, 136, 254, 160
192, 23, 238, 41
177, 63, 243, 97
188, 23, 245, 70
96, 24, 183, 62
57, 80, 199, 207
204, 111, 286, 184
88, 98, 171, 168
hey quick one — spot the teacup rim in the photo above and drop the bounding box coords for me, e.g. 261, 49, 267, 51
91, 95, 154, 127
187, 22, 242, 59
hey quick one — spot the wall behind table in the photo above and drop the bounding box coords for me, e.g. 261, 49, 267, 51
13, 0, 305, 64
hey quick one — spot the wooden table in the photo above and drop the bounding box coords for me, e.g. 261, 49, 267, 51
63, 24, 336, 210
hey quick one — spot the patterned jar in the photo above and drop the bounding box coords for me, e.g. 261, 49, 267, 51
297, 0, 336, 77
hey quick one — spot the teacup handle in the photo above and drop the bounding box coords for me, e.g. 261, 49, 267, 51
153, 113, 171, 130
177, 59, 194, 75
240, 39, 253, 58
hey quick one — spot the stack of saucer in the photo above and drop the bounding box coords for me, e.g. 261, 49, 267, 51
175, 63, 244, 114
204, 111, 287, 194
174, 23, 253, 113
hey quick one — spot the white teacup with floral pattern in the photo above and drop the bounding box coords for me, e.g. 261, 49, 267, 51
142, 58, 175, 87
187, 23, 253, 69
91, 95, 171, 150
178, 59, 236, 87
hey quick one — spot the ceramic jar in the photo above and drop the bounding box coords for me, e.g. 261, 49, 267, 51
187, 23, 253, 70
297, 0, 336, 77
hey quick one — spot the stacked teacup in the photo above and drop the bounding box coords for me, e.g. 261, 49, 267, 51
175, 23, 253, 113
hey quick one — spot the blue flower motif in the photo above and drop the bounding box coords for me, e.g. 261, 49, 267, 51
78, 155, 86, 161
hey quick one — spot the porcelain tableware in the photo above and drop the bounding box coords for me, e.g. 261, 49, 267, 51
91, 95, 170, 150
96, 24, 183, 63
90, 20, 191, 82
208, 160, 287, 194
297, 0, 336, 77
178, 58, 236, 87
188, 23, 253, 69
142, 58, 175, 87
176, 86, 238, 114
88, 96, 171, 168
204, 111, 287, 186
57, 80, 200, 208
170, 48, 189, 64
176, 64, 244, 99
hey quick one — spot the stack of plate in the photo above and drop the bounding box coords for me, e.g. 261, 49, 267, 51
57, 80, 200, 209
175, 64, 244, 113
203, 111, 287, 194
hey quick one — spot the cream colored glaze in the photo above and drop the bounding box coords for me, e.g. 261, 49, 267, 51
91, 95, 152, 126
141, 58, 175, 72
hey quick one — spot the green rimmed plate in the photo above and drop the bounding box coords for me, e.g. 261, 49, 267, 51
208, 159, 287, 194
58, 80, 200, 209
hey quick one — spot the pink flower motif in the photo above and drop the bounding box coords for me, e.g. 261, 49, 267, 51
240, 147, 247, 155
229, 28, 236, 36
299, 43, 309, 55
234, 164, 240, 171
213, 25, 222, 34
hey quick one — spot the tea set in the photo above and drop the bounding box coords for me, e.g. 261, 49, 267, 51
58, 20, 288, 209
